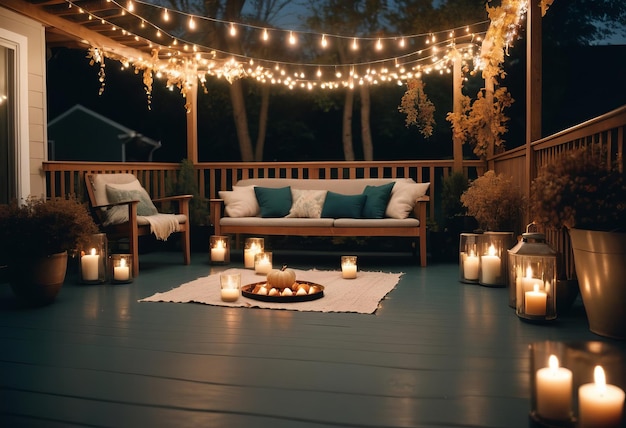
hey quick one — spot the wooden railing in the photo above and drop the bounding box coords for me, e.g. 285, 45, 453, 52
42, 159, 486, 223
491, 105, 626, 279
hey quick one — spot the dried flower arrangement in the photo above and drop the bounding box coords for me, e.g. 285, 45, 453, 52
530, 144, 626, 232
461, 170, 525, 232
0, 195, 99, 260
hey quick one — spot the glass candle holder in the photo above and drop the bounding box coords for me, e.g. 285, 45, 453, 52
244, 237, 264, 269
529, 341, 626, 428
79, 233, 107, 284
254, 251, 273, 275
210, 235, 230, 265
220, 273, 241, 302
459, 232, 481, 283
109, 254, 133, 284
341, 255, 358, 279
478, 231, 514, 287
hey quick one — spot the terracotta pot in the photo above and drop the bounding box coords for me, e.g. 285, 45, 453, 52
9, 252, 68, 306
569, 229, 626, 340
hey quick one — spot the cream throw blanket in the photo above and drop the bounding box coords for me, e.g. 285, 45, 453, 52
139, 268, 403, 314
143, 214, 181, 241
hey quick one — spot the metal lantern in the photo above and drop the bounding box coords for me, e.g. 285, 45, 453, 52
459, 232, 481, 283
478, 231, 515, 287
508, 232, 558, 321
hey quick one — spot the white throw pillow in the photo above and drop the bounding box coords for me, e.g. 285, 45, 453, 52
385, 180, 430, 219
287, 189, 327, 218
219, 185, 260, 217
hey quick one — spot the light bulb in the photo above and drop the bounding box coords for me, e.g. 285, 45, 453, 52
376, 38, 382, 50
321, 34, 328, 48
262, 29, 269, 41
289, 31, 297, 45
163, 8, 169, 22
352, 38, 358, 50
127, 1, 134, 12
188, 17, 195, 30
229, 23, 237, 37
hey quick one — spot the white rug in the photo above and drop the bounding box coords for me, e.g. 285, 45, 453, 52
139, 268, 403, 314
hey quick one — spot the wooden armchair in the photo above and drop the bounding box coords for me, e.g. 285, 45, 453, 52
85, 173, 192, 276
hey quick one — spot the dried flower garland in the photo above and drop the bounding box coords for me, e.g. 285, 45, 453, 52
398, 78, 436, 138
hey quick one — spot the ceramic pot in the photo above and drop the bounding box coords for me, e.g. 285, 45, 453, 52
9, 251, 68, 306
569, 229, 626, 340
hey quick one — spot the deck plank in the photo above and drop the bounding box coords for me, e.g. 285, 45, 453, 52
0, 250, 620, 427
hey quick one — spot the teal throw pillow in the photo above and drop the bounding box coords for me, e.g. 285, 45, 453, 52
362, 182, 395, 218
321, 191, 367, 218
254, 186, 292, 217
105, 184, 158, 216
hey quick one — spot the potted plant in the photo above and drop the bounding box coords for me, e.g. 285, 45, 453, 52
0, 195, 99, 305
460, 170, 525, 233
530, 143, 626, 339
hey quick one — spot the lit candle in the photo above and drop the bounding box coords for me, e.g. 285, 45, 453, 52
81, 248, 99, 281
521, 265, 539, 292
113, 257, 130, 281
220, 274, 240, 302
578, 366, 625, 428
255, 253, 272, 274
244, 242, 261, 268
342, 257, 357, 279
463, 250, 479, 280
525, 283, 547, 316
211, 239, 226, 262
536, 355, 573, 421
480, 244, 501, 284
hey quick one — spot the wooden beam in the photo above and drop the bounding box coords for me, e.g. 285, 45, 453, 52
2, 0, 149, 60
525, 0, 542, 202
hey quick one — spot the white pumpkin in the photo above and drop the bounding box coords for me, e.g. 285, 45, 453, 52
267, 265, 296, 289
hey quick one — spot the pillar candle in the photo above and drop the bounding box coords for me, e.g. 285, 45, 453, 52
480, 244, 501, 284
578, 366, 625, 428
244, 243, 261, 268
113, 257, 130, 281
255, 254, 272, 274
525, 284, 547, 316
536, 355, 573, 421
463, 251, 479, 280
211, 239, 226, 262
81, 248, 99, 281
342, 261, 357, 279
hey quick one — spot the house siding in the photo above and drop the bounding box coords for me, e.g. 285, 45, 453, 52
0, 6, 47, 197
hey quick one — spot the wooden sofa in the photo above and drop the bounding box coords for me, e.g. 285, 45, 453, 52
209, 178, 429, 266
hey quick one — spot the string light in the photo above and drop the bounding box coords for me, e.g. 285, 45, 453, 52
64, 0, 511, 91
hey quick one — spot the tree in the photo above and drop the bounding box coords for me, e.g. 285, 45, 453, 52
306, 0, 390, 161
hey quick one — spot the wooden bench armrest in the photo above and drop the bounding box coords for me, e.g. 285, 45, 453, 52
151, 194, 193, 203
92, 200, 140, 210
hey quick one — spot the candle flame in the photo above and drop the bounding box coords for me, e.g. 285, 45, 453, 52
90, 248, 96, 256
488, 244, 496, 256
594, 365, 607, 395
216, 240, 224, 249
533, 283, 540, 293
120, 258, 126, 268
525, 265, 533, 278
548, 354, 559, 371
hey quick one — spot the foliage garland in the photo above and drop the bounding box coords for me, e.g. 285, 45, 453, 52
398, 78, 436, 138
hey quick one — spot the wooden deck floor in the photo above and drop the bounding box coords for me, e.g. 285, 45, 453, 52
0, 249, 622, 428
